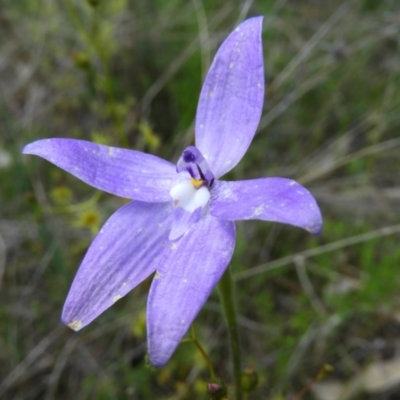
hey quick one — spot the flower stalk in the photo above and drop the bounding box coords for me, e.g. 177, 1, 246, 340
218, 265, 242, 400
181, 325, 216, 379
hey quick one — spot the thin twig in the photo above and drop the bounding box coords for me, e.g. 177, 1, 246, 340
44, 336, 78, 400
294, 256, 327, 316
0, 326, 63, 396
181, 325, 216, 378
235, 224, 400, 281
141, 4, 233, 114
299, 137, 400, 184
0, 231, 6, 290
270, 1, 351, 92
192, 0, 210, 81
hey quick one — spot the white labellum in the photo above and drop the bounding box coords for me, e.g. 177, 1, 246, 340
170, 181, 210, 212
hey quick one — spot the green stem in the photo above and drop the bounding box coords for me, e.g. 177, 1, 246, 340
181, 326, 216, 379
218, 265, 242, 400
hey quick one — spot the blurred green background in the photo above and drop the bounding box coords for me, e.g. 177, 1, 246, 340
1, 0, 400, 399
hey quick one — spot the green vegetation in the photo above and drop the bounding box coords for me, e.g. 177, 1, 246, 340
1, 0, 400, 398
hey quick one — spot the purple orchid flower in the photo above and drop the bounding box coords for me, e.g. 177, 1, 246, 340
23, 17, 322, 367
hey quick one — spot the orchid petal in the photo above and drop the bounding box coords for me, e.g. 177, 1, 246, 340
62, 201, 172, 330
169, 207, 201, 241
147, 216, 236, 367
195, 17, 264, 178
23, 139, 178, 202
210, 178, 322, 234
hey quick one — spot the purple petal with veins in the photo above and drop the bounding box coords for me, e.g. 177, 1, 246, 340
195, 17, 265, 178
62, 201, 172, 330
147, 215, 235, 367
210, 178, 322, 234
169, 207, 202, 240
23, 139, 179, 202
